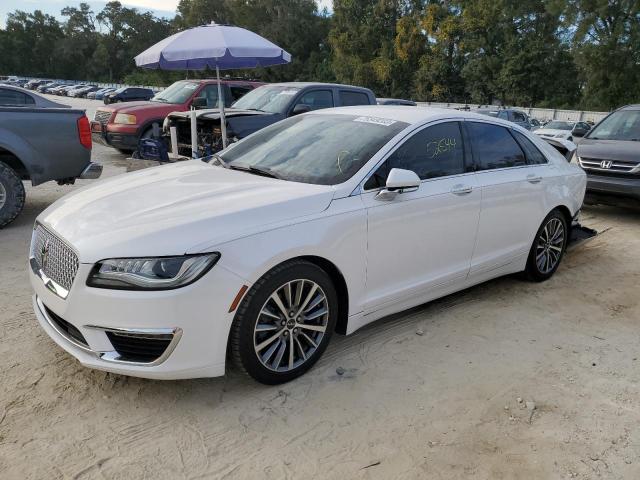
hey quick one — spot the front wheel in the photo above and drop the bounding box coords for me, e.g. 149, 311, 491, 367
230, 260, 338, 384
0, 161, 26, 228
525, 210, 568, 281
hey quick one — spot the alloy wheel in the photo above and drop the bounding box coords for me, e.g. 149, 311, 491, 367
535, 217, 565, 274
253, 279, 329, 372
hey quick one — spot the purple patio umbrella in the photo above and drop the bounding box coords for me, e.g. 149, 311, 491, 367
135, 23, 291, 151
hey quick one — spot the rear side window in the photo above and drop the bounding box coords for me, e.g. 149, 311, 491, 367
340, 90, 370, 106
512, 131, 548, 165
467, 122, 526, 170
295, 90, 333, 111
0, 88, 35, 106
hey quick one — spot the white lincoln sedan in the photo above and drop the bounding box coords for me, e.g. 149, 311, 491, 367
30, 106, 586, 384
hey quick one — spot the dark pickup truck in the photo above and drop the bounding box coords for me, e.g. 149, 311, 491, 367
0, 85, 101, 227
164, 82, 377, 157
575, 104, 640, 202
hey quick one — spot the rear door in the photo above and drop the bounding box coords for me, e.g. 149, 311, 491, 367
466, 121, 551, 276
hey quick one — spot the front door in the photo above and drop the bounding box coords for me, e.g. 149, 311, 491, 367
360, 121, 481, 312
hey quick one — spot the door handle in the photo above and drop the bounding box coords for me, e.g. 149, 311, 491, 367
451, 184, 473, 195
527, 174, 542, 184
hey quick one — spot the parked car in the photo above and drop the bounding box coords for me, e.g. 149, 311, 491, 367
0, 86, 101, 227
47, 84, 72, 95
103, 87, 155, 104
90, 87, 116, 100
29, 106, 585, 383
573, 104, 640, 200
25, 79, 51, 90
69, 85, 99, 98
56, 85, 80, 96
92, 79, 263, 153
36, 82, 59, 93
377, 98, 417, 106
164, 82, 377, 156
534, 120, 591, 142
477, 108, 535, 130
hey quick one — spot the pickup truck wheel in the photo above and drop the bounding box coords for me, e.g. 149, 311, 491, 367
0, 161, 26, 228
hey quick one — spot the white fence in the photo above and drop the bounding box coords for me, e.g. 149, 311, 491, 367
417, 102, 610, 123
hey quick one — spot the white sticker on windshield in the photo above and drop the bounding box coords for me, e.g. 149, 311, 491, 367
184, 84, 198, 90
278, 90, 298, 95
353, 116, 397, 126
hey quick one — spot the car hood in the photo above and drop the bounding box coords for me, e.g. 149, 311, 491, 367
98, 101, 180, 114
535, 128, 571, 137
577, 138, 640, 162
37, 161, 336, 263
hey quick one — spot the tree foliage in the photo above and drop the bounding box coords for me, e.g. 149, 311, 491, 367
0, 0, 638, 110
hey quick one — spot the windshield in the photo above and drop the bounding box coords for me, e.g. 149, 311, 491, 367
545, 121, 574, 130
218, 114, 409, 185
232, 85, 301, 113
151, 81, 199, 104
588, 110, 640, 141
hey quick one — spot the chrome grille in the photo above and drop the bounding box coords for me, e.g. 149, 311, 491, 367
31, 225, 79, 293
579, 157, 640, 174
94, 109, 112, 125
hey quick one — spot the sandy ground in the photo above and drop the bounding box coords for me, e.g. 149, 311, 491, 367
1, 97, 639, 479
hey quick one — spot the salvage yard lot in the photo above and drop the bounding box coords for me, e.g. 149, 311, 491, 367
1, 97, 640, 479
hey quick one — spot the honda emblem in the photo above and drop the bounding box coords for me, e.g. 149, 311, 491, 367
600, 160, 613, 169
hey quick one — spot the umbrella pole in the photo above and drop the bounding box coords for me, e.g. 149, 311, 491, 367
216, 66, 228, 149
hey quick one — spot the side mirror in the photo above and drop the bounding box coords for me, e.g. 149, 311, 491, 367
191, 97, 208, 109
291, 103, 311, 116
375, 168, 421, 201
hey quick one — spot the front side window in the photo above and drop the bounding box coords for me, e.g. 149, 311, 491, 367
364, 122, 465, 189
218, 113, 408, 185
512, 111, 527, 122
467, 122, 526, 170
340, 91, 369, 106
294, 90, 333, 111
512, 131, 548, 165
194, 84, 220, 108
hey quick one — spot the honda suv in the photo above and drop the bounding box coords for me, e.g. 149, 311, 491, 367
574, 105, 640, 200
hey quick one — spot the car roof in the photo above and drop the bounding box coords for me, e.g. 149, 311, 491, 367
619, 104, 640, 111
269, 82, 373, 91
308, 105, 518, 127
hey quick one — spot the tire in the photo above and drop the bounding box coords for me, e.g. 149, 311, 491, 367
230, 260, 338, 384
525, 209, 568, 282
0, 161, 26, 229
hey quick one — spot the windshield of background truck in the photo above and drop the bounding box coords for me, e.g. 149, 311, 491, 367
588, 110, 640, 141
232, 85, 301, 113
151, 81, 200, 104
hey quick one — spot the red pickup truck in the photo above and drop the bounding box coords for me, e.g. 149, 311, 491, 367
91, 79, 264, 153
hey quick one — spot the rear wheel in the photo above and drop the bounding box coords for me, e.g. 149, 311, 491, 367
525, 210, 568, 281
0, 161, 26, 228
230, 260, 338, 384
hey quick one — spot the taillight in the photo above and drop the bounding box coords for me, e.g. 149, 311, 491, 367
77, 115, 92, 150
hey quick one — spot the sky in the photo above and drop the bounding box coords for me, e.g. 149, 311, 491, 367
0, 0, 333, 27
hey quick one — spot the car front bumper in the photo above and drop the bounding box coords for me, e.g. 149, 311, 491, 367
586, 173, 640, 200
30, 260, 249, 380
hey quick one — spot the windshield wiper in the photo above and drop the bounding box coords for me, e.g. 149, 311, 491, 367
229, 164, 282, 179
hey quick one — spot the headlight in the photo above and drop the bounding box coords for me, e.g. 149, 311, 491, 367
87, 253, 220, 290
114, 113, 137, 125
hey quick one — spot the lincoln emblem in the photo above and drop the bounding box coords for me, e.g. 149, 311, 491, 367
41, 240, 50, 270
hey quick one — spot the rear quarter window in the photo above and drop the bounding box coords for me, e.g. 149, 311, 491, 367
340, 91, 370, 106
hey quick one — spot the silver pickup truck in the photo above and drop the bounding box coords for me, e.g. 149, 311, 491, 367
0, 85, 102, 227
